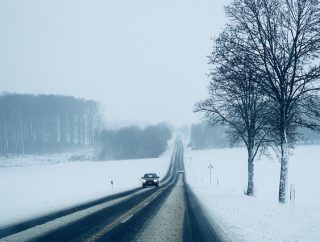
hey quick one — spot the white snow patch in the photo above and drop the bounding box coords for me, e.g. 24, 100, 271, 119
0, 148, 172, 228
0, 148, 93, 168
185, 145, 320, 241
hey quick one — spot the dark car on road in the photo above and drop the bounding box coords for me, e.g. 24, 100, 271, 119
141, 173, 159, 188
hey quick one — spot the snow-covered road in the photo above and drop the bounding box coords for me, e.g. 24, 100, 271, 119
137, 175, 185, 242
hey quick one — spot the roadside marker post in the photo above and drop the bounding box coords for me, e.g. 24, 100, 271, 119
208, 163, 213, 186
290, 184, 295, 216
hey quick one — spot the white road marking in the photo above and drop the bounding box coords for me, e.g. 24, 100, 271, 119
121, 214, 133, 223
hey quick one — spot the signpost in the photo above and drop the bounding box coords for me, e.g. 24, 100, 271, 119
208, 163, 213, 186
290, 184, 295, 216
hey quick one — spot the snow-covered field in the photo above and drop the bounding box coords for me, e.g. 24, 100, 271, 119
0, 148, 94, 168
0, 148, 172, 228
185, 145, 320, 241
2, 141, 319, 241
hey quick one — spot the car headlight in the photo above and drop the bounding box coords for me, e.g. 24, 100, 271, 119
153, 179, 158, 183
142, 179, 146, 183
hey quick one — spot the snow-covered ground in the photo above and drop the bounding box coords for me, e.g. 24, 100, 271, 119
2, 141, 319, 241
184, 145, 320, 241
0, 148, 94, 168
0, 148, 172, 228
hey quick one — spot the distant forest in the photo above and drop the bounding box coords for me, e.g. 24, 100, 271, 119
190, 121, 320, 150
190, 122, 229, 149
0, 93, 101, 154
297, 127, 320, 145
97, 123, 172, 160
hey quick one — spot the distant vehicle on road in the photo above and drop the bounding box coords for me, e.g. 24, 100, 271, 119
141, 173, 159, 188
177, 169, 184, 174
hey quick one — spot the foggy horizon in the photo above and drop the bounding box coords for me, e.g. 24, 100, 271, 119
0, 0, 229, 127
1, 1, 320, 240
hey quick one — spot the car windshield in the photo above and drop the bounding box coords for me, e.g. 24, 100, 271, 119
144, 174, 157, 178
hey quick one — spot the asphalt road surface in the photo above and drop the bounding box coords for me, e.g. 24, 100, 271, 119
0, 139, 222, 242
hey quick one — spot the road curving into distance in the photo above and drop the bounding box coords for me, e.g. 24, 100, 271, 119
0, 138, 221, 242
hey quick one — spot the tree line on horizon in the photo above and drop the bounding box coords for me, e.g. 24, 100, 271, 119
196, 0, 320, 203
190, 121, 320, 150
0, 93, 102, 154
97, 123, 172, 160
190, 122, 228, 149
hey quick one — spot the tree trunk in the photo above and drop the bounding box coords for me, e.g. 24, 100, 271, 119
246, 147, 255, 196
278, 128, 289, 203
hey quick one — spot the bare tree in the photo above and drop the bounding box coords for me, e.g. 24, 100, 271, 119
223, 0, 320, 202
195, 33, 270, 196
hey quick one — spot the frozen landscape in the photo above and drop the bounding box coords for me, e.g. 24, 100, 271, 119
2, 0, 320, 241
1, 142, 320, 241
0, 147, 172, 228
185, 145, 320, 241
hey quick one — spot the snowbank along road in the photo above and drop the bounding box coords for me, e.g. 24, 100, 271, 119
0, 139, 221, 242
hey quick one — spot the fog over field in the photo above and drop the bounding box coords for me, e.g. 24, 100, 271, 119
1, 0, 320, 241
0, 0, 230, 127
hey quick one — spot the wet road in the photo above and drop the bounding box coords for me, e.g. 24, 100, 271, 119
0, 139, 221, 242
136, 175, 185, 241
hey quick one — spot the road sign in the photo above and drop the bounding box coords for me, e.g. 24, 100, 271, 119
208, 163, 213, 186
290, 184, 295, 216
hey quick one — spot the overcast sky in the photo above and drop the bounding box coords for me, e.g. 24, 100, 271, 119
0, 0, 230, 127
